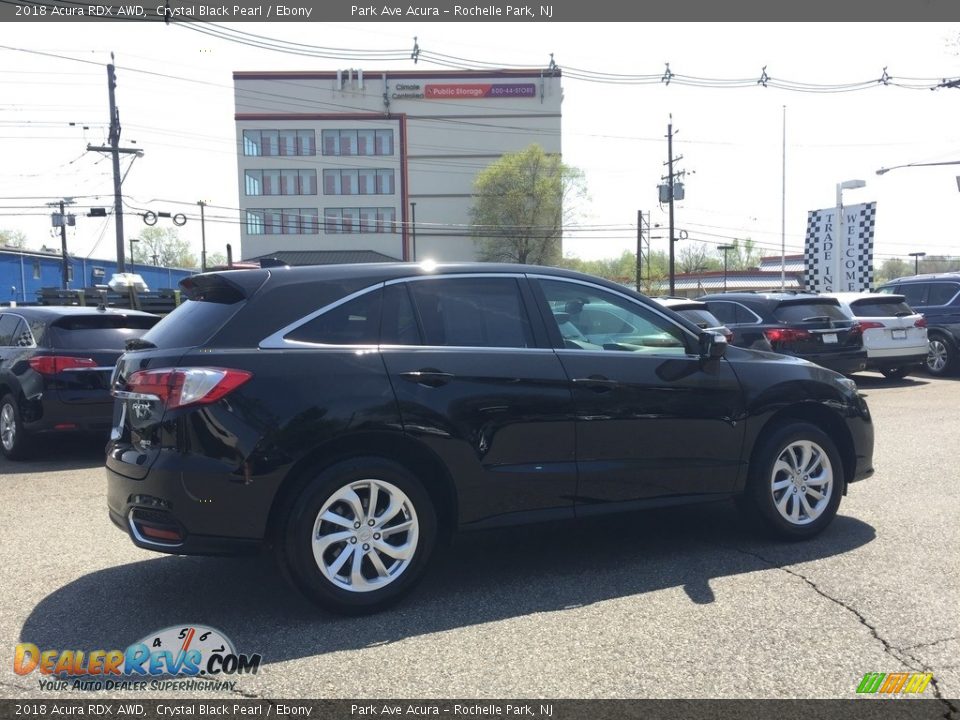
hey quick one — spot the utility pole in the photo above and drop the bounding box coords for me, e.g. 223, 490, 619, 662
198, 200, 208, 272
410, 201, 417, 262
48, 199, 76, 289
661, 117, 685, 296
88, 54, 143, 273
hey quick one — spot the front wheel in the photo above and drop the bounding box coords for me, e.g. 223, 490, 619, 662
738, 422, 843, 540
278, 457, 437, 614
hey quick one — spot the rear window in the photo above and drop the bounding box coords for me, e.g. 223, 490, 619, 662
850, 297, 915, 318
678, 308, 723, 329
46, 314, 159, 350
141, 300, 242, 349
773, 302, 849, 323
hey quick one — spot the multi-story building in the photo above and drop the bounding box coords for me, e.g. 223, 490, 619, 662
234, 68, 562, 263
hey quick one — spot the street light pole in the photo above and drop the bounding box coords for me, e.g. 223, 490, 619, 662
718, 244, 735, 292
835, 179, 866, 292
909, 251, 926, 276
877, 160, 960, 175
410, 201, 417, 262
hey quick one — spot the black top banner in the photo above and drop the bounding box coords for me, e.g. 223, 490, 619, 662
1, 0, 959, 21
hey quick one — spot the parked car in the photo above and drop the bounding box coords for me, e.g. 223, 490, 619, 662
820, 292, 928, 380
0, 306, 160, 460
698, 292, 866, 374
107, 265, 874, 614
652, 297, 734, 344
876, 273, 960, 377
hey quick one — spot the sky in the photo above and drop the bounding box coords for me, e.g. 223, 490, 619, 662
1, 21, 960, 267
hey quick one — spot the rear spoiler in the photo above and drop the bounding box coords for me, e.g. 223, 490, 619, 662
179, 270, 270, 303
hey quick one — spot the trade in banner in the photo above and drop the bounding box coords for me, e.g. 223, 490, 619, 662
803, 202, 877, 292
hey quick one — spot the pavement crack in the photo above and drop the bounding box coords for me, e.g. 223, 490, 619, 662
721, 543, 959, 719
899, 635, 960, 652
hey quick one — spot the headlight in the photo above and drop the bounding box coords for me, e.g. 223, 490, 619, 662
834, 375, 859, 396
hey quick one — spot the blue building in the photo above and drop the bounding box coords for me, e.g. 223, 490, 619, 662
0, 248, 196, 305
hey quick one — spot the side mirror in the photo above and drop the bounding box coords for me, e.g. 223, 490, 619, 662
699, 331, 727, 360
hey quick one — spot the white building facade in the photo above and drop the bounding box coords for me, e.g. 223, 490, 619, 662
234, 69, 562, 262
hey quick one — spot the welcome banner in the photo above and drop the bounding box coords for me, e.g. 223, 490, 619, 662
803, 202, 877, 292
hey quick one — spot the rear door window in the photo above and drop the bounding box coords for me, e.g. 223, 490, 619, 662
45, 315, 160, 350
897, 283, 928, 307
407, 277, 534, 349
927, 282, 960, 306
772, 302, 849, 323
850, 297, 915, 317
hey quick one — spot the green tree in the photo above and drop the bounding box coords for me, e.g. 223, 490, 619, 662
679, 242, 721, 274
470, 144, 586, 265
723, 237, 762, 270
206, 251, 227, 269
0, 229, 28, 249
874, 257, 910, 285
131, 227, 198, 269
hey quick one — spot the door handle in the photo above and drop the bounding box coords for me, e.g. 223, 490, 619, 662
399, 370, 455, 388
571, 375, 618, 392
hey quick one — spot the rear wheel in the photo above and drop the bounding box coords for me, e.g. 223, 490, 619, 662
738, 422, 843, 540
0, 394, 31, 461
926, 335, 957, 377
880, 366, 910, 380
278, 457, 436, 614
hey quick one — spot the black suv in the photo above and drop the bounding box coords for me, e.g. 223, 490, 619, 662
107, 265, 874, 614
0, 306, 159, 459
876, 273, 960, 376
698, 292, 866, 374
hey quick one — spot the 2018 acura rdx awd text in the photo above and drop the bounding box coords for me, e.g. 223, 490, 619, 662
107, 263, 874, 614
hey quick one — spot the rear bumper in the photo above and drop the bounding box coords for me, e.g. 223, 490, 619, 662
106, 457, 272, 556
863, 351, 927, 370
802, 351, 868, 375
24, 398, 113, 435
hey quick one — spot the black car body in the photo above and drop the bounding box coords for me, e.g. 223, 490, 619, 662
0, 306, 159, 459
698, 292, 867, 374
107, 264, 874, 613
876, 273, 960, 376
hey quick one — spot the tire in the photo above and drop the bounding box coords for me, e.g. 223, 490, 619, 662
0, 394, 32, 461
926, 334, 957, 377
278, 457, 437, 615
880, 366, 910, 380
738, 422, 844, 540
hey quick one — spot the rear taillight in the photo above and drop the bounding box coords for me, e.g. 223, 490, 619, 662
122, 367, 252, 410
915, 317, 928, 328
725, 330, 735, 344
857, 321, 884, 331
764, 328, 812, 344
28, 356, 97, 375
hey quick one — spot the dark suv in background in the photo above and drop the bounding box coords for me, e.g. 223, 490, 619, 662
0, 306, 159, 459
698, 292, 866, 374
876, 273, 960, 376
107, 265, 874, 614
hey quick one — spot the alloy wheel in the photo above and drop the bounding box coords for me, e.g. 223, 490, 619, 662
311, 478, 419, 593
770, 440, 833, 526
927, 339, 949, 374
0, 403, 16, 452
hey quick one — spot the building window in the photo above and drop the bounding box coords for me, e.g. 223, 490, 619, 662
245, 208, 321, 235
242, 129, 316, 157
245, 169, 317, 196
32, 260, 41, 279
323, 169, 394, 195
324, 207, 397, 234
321, 129, 395, 156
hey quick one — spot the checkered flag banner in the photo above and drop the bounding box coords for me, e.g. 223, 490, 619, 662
804, 201, 876, 292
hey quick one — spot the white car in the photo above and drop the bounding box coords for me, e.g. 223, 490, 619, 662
822, 292, 928, 379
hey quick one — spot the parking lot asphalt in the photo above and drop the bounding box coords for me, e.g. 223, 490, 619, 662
0, 372, 957, 702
